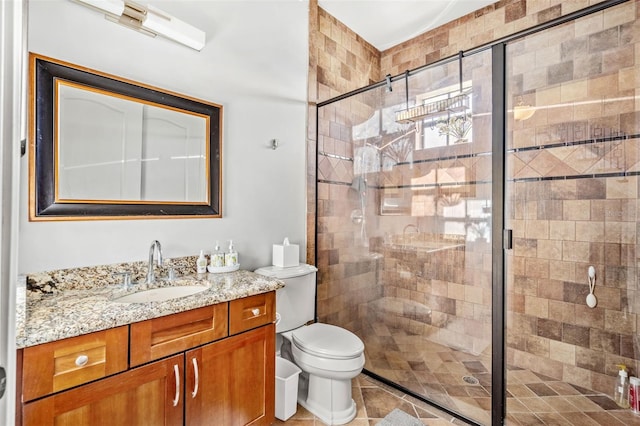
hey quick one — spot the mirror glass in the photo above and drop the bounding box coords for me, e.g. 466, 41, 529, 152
57, 82, 208, 202
30, 54, 222, 220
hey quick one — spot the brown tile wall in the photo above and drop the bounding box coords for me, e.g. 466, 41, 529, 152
307, 0, 381, 266
380, 0, 608, 77
308, 0, 383, 328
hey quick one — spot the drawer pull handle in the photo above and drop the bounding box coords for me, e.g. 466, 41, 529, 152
75, 355, 89, 367
191, 357, 199, 398
172, 364, 180, 407
251, 308, 261, 316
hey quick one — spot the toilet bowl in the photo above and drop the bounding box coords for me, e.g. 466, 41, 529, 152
254, 264, 366, 425
281, 323, 365, 425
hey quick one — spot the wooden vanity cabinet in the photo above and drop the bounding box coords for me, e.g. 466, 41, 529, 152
19, 291, 276, 426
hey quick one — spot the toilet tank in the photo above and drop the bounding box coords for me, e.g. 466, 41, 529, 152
254, 264, 317, 333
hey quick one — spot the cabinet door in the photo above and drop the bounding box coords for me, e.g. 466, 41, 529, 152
23, 354, 184, 426
186, 324, 275, 426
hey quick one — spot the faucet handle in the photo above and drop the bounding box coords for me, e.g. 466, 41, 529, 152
113, 272, 132, 289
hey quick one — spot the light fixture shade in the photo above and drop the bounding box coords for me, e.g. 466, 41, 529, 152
74, 0, 125, 16
72, 0, 206, 51
514, 105, 536, 121
143, 5, 206, 51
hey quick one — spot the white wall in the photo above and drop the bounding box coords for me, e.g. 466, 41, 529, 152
20, 0, 309, 273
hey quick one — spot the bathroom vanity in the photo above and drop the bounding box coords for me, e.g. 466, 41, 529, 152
15, 265, 282, 426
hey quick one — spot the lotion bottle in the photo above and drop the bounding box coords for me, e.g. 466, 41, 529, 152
211, 241, 225, 268
196, 250, 208, 274
614, 364, 630, 408
225, 240, 238, 266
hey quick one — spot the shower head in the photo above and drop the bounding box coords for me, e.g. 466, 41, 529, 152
350, 176, 367, 194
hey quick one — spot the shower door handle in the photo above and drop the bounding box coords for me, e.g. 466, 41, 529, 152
503, 229, 513, 250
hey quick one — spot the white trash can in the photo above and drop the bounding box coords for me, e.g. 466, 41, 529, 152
275, 357, 301, 421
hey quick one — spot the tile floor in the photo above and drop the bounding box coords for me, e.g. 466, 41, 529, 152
276, 322, 640, 425
273, 373, 472, 425
504, 367, 640, 425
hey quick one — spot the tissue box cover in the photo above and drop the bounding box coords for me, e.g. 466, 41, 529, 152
273, 243, 299, 267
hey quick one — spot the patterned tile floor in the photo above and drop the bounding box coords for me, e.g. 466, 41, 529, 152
276, 322, 640, 426
273, 373, 472, 425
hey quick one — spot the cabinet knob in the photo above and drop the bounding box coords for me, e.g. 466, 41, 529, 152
251, 308, 260, 317
75, 355, 89, 367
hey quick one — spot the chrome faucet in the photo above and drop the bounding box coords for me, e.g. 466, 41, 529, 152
146, 240, 163, 284
403, 224, 420, 239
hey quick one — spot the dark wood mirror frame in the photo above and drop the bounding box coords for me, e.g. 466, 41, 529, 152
29, 53, 222, 221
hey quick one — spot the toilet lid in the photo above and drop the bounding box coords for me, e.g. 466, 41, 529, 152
292, 323, 364, 360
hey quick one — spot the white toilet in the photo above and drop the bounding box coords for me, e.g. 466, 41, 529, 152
254, 264, 365, 425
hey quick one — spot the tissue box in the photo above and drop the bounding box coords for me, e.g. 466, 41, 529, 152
273, 242, 299, 268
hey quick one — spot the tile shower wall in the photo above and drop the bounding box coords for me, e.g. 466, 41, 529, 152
316, 91, 383, 329
308, 0, 383, 326
505, 0, 640, 395
309, 0, 633, 398
307, 0, 381, 267
380, 0, 610, 77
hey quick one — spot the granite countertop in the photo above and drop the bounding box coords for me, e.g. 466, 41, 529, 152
16, 261, 284, 349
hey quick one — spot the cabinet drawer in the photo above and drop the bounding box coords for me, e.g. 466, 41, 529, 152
229, 291, 275, 335
130, 303, 228, 367
22, 326, 128, 401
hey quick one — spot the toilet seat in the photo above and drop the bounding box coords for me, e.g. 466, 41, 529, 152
292, 323, 364, 360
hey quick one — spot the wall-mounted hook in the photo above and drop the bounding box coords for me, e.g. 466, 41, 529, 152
271, 139, 279, 150
587, 265, 597, 308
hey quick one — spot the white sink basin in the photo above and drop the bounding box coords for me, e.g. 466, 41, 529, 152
112, 285, 208, 303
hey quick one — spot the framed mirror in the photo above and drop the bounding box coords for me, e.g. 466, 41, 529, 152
29, 53, 222, 220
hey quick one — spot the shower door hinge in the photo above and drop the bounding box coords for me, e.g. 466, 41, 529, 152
0, 366, 6, 399
503, 229, 513, 250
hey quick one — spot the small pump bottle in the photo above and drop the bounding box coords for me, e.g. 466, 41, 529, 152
225, 240, 238, 266
614, 364, 630, 408
196, 250, 208, 274
211, 241, 225, 268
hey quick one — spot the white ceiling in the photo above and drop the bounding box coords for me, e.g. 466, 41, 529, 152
318, 0, 497, 51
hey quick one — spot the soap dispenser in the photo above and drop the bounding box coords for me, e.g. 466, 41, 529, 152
225, 240, 238, 266
614, 364, 630, 408
211, 241, 225, 268
196, 250, 208, 274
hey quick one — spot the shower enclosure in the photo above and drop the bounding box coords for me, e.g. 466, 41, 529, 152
315, 1, 640, 425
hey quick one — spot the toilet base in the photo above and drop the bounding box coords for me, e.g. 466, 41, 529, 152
297, 371, 357, 425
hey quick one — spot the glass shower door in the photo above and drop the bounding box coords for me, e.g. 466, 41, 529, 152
504, 2, 640, 424
316, 48, 494, 424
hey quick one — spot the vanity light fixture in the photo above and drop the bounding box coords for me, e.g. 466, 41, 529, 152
72, 0, 206, 51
